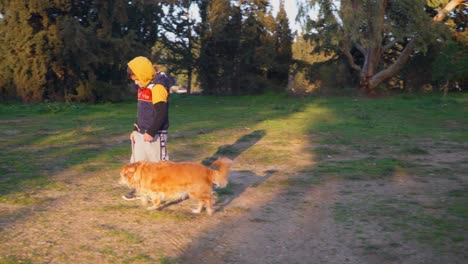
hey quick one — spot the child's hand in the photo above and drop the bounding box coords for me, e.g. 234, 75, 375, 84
143, 133, 154, 142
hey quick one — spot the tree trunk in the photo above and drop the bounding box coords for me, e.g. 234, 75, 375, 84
187, 9, 193, 95
345, 0, 387, 95
359, 47, 382, 95
187, 67, 193, 94
443, 80, 449, 97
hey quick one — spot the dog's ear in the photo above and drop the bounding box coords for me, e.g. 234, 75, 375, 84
211, 158, 221, 167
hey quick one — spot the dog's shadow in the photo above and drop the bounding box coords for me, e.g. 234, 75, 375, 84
156, 199, 187, 211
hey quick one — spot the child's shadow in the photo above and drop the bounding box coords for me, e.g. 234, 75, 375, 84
201, 130, 266, 166
201, 129, 275, 212
214, 169, 277, 212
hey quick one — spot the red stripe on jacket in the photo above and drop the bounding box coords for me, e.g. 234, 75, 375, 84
138, 88, 152, 102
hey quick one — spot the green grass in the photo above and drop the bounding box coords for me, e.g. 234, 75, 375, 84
315, 157, 411, 179
144, 210, 195, 221
0, 93, 466, 259
0, 256, 33, 264
309, 96, 467, 144
1, 94, 466, 203
98, 224, 142, 243
276, 176, 323, 186
122, 254, 155, 264
333, 191, 468, 249
447, 188, 468, 219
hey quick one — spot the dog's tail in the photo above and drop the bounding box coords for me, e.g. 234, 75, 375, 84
211, 157, 233, 188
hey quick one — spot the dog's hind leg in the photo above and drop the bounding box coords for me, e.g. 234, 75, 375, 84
204, 198, 214, 216
192, 200, 205, 214
192, 195, 214, 215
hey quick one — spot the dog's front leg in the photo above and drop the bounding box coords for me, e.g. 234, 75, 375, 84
147, 199, 161, 210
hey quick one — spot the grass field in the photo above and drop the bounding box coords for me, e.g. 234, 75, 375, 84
0, 93, 466, 263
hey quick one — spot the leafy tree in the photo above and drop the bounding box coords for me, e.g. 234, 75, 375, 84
300, 0, 448, 95
432, 40, 468, 94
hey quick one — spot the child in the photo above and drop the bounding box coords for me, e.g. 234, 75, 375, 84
122, 56, 171, 200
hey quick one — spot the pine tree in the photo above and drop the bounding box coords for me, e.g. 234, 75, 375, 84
0, 0, 63, 102
198, 0, 240, 94
271, 0, 293, 86
0, 0, 162, 102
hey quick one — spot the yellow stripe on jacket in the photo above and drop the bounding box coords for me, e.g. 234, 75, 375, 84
151, 84, 168, 104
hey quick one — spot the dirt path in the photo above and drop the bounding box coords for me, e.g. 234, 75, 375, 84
0, 141, 467, 264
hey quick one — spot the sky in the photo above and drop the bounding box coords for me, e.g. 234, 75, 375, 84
270, 0, 319, 34
187, 0, 305, 33
270, 0, 301, 32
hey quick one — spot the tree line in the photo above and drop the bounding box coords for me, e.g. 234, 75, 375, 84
0, 0, 292, 102
0, 0, 466, 103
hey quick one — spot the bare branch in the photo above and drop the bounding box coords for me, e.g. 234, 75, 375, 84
355, 43, 366, 55
433, 0, 465, 22
342, 36, 362, 74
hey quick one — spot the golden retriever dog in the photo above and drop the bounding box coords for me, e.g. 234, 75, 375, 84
119, 157, 233, 215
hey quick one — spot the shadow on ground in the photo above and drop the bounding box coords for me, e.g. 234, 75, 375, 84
201, 130, 266, 166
